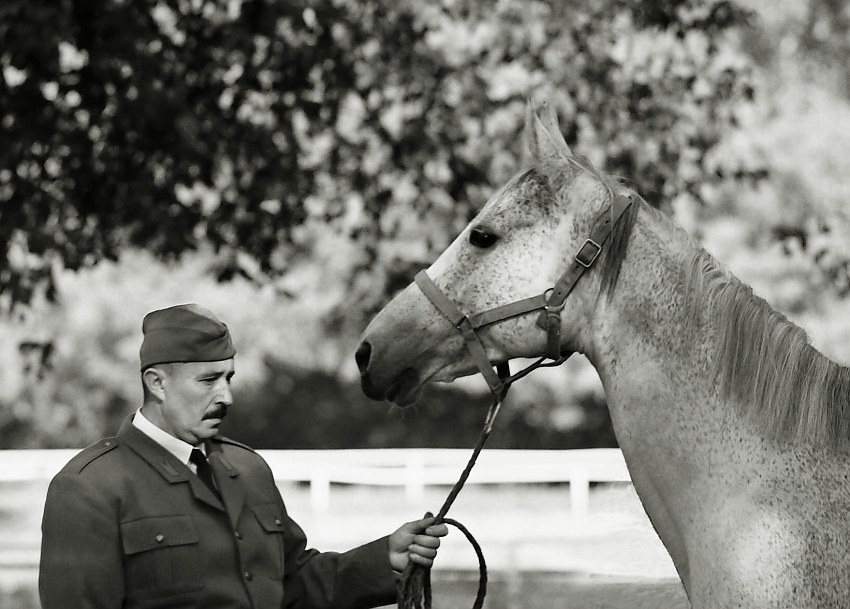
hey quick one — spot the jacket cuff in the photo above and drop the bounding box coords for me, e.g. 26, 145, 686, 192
339, 536, 397, 607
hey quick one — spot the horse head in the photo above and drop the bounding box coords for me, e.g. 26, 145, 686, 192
356, 101, 638, 405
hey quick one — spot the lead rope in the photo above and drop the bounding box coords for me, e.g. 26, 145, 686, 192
397, 353, 571, 609
397, 384, 506, 609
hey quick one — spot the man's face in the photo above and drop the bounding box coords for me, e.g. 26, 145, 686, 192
149, 359, 235, 445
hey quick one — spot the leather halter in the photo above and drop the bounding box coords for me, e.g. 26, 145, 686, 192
415, 166, 635, 396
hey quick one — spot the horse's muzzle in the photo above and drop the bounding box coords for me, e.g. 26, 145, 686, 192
356, 341, 384, 400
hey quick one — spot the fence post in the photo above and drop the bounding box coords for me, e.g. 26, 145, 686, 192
570, 465, 589, 515
405, 452, 425, 505
310, 466, 330, 512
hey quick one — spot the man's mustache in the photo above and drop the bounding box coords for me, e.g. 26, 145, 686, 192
203, 405, 228, 420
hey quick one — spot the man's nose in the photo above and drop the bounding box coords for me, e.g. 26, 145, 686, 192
219, 383, 233, 405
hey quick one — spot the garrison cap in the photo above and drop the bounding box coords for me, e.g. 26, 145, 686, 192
140, 304, 236, 370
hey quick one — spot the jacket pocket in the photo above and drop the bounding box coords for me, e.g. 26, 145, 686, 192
120, 515, 203, 598
250, 503, 285, 578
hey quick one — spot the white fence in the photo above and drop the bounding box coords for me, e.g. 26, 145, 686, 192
0, 448, 632, 514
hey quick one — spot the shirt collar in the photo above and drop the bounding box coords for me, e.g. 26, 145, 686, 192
132, 408, 199, 466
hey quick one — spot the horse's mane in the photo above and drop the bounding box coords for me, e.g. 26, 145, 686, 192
553, 157, 850, 446
683, 249, 850, 447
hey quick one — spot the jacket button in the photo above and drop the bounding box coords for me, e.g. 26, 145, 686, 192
104, 441, 112, 447
234, 531, 242, 540
274, 518, 282, 526
244, 571, 253, 581
155, 534, 164, 543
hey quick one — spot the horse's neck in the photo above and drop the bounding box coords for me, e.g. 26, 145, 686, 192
584, 207, 771, 494
587, 204, 850, 459
577, 205, 850, 598
576, 208, 773, 582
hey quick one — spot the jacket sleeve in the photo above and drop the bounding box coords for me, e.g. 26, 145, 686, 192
281, 513, 397, 609
39, 471, 124, 609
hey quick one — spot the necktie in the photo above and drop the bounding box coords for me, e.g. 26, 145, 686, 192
189, 449, 218, 496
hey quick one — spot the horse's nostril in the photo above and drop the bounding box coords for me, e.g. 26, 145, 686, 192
355, 341, 372, 375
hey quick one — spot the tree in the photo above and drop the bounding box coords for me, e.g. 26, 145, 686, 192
1, 0, 758, 321
1, 0, 766, 448
728, 0, 850, 305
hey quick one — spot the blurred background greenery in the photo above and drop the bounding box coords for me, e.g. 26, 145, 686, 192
1, 0, 848, 450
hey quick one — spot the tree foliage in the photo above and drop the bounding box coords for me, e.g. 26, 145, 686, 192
786, 0, 850, 297
1, 0, 758, 319
724, 0, 850, 303
1, 0, 780, 449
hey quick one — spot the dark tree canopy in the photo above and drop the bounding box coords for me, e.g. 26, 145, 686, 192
7, 0, 850, 455
1, 0, 759, 317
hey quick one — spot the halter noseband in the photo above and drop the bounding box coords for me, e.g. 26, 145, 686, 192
415, 163, 635, 397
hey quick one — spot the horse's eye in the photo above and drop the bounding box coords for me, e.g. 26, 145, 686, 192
469, 227, 499, 249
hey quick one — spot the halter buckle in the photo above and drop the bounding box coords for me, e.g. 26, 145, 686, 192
575, 238, 602, 268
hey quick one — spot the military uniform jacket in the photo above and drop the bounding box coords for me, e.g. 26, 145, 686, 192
39, 417, 397, 609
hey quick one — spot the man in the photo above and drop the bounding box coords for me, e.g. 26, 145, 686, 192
39, 303, 448, 609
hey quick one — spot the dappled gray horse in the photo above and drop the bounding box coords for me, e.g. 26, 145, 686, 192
356, 101, 850, 608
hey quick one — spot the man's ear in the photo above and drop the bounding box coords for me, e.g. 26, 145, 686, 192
142, 367, 167, 402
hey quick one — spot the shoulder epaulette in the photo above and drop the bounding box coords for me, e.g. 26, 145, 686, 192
215, 435, 256, 453
66, 437, 119, 474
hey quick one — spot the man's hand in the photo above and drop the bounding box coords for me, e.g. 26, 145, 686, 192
388, 515, 449, 573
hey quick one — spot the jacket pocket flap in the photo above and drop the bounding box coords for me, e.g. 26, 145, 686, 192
121, 515, 199, 555
250, 503, 285, 533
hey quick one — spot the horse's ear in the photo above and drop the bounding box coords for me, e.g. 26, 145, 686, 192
524, 99, 542, 161
538, 101, 573, 158
524, 99, 573, 171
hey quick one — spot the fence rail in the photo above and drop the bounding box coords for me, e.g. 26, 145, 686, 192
0, 448, 632, 513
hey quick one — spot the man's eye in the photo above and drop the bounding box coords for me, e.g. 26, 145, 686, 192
469, 227, 499, 249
